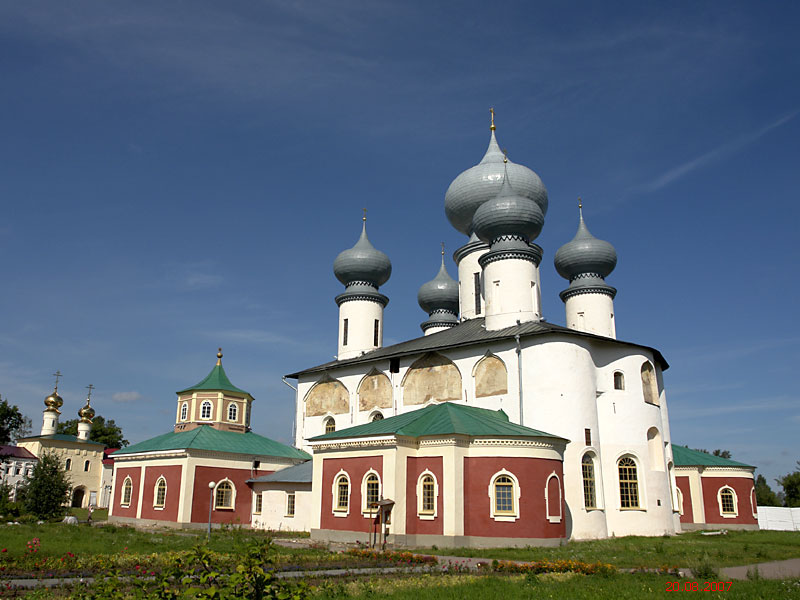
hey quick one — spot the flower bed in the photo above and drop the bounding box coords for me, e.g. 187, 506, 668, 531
491, 558, 616, 576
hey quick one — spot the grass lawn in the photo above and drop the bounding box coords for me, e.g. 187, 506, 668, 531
67, 507, 108, 522
414, 530, 800, 568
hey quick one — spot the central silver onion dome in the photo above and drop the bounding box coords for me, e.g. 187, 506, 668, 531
472, 166, 545, 245
554, 204, 617, 281
333, 219, 392, 288
444, 117, 548, 236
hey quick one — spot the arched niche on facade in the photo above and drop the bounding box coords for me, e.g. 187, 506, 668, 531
304, 375, 349, 416
358, 369, 392, 412
473, 353, 508, 398
641, 361, 659, 405
402, 352, 462, 406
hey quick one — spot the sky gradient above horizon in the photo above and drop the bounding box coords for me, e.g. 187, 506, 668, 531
1, 1, 798, 489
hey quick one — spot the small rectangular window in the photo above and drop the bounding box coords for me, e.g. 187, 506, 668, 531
343, 319, 349, 346
287, 492, 296, 517
373, 319, 380, 347
474, 272, 481, 315
585, 429, 591, 446
253, 493, 262, 514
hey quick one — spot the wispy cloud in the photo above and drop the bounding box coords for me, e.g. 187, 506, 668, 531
112, 391, 142, 403
164, 261, 223, 290
634, 110, 799, 194
670, 395, 797, 420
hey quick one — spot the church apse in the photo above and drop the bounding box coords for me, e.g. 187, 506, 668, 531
358, 370, 392, 412
402, 353, 462, 406
305, 377, 350, 416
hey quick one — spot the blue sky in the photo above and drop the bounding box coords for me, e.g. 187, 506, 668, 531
0, 1, 798, 490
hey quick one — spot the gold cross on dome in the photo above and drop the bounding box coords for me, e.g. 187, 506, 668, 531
362, 208, 367, 222
86, 384, 95, 401
490, 107, 495, 131
52, 370, 62, 391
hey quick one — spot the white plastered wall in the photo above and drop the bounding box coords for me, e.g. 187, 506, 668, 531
456, 246, 486, 320
565, 293, 616, 339
338, 300, 384, 360
483, 258, 541, 331
252, 485, 312, 532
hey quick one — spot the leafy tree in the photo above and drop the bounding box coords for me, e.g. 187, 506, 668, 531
777, 462, 800, 507
18, 452, 71, 519
692, 448, 733, 459
57, 415, 129, 448
0, 396, 31, 444
755, 473, 781, 506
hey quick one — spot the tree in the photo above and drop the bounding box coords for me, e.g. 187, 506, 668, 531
57, 415, 129, 448
0, 396, 31, 444
777, 462, 800, 508
692, 448, 733, 459
755, 473, 781, 506
18, 452, 71, 520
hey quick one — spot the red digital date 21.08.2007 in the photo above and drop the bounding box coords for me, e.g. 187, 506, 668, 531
666, 581, 732, 592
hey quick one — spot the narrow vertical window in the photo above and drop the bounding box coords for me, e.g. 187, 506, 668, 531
65, 458, 72, 471
335, 475, 349, 512
618, 457, 640, 509
121, 477, 133, 506
582, 454, 596, 509
154, 478, 167, 508
84, 460, 90, 472
286, 492, 296, 516
614, 371, 625, 390
324, 417, 335, 434
584, 428, 591, 446
364, 472, 380, 513
720, 488, 736, 515
200, 401, 212, 420
180, 402, 188, 421
227, 402, 238, 422
421, 475, 435, 514
373, 319, 380, 347
343, 319, 349, 346
494, 476, 514, 513
253, 492, 262, 514
474, 272, 481, 314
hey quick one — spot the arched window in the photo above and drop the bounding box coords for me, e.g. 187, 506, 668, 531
65, 458, 72, 471
417, 472, 438, 518
227, 402, 238, 422
214, 481, 234, 509
641, 361, 659, 405
324, 417, 336, 434
180, 402, 188, 421
371, 412, 384, 422
618, 457, 640, 509
121, 477, 133, 507
718, 486, 737, 517
613, 371, 625, 390
582, 454, 597, 509
200, 401, 213, 420
751, 487, 758, 518
154, 477, 167, 508
332, 472, 350, 515
362, 471, 381, 514
546, 473, 562, 523
489, 470, 520, 521
84, 460, 90, 472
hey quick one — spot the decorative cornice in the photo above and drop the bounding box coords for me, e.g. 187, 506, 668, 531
420, 320, 458, 332
559, 283, 617, 302
479, 246, 542, 268
453, 239, 489, 264
335, 291, 389, 307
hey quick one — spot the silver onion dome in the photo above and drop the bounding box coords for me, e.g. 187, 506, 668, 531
333, 219, 392, 287
444, 121, 548, 236
554, 204, 617, 281
417, 253, 459, 315
472, 168, 545, 244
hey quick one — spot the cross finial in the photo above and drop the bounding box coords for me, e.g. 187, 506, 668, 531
502, 147, 508, 164
52, 370, 62, 392
440, 242, 445, 257
85, 384, 95, 402
578, 197, 584, 220
216, 347, 223, 366
362, 208, 367, 223
490, 107, 495, 131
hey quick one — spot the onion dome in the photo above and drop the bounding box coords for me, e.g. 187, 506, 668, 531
554, 203, 617, 280
44, 390, 63, 412
78, 400, 95, 422
333, 217, 392, 288
418, 249, 459, 315
444, 111, 548, 236
472, 165, 545, 245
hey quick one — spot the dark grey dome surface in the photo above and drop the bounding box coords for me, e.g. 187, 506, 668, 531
445, 130, 548, 235
472, 176, 544, 244
418, 257, 459, 314
554, 211, 617, 280
333, 222, 392, 287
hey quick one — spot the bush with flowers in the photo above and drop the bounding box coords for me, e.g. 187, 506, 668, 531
345, 548, 438, 565
491, 558, 616, 576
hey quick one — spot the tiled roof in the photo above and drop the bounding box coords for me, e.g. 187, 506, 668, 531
671, 444, 753, 468
177, 364, 250, 396
310, 402, 566, 442
248, 460, 312, 484
287, 317, 668, 378
16, 434, 105, 446
114, 425, 310, 460
0, 445, 38, 460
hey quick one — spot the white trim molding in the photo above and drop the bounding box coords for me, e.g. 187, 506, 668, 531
545, 472, 562, 523
332, 469, 351, 517
416, 470, 439, 520
488, 469, 521, 522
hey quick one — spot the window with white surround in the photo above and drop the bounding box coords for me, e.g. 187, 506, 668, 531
286, 492, 296, 517
618, 456, 641, 509
324, 417, 336, 434
582, 454, 597, 509
227, 402, 238, 422
253, 492, 262, 514
545, 473, 562, 523
751, 487, 758, 518
417, 471, 438, 519
121, 477, 133, 507
362, 470, 381, 515
180, 402, 188, 421
718, 486, 737, 517
370, 412, 384, 422
614, 371, 625, 390
154, 477, 167, 508
214, 480, 235, 510
332, 471, 350, 516
200, 401, 213, 420
489, 469, 521, 521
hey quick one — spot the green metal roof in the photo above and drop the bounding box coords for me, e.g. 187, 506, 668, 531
177, 364, 250, 396
115, 426, 310, 460
671, 444, 753, 468
17, 433, 105, 446
310, 402, 566, 442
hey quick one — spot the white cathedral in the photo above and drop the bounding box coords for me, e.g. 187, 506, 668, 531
281, 114, 684, 545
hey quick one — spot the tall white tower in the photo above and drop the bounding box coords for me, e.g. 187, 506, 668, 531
554, 201, 618, 338
40, 371, 63, 436
77, 385, 96, 441
333, 213, 392, 360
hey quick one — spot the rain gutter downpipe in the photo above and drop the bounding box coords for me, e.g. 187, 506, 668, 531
515, 333, 524, 426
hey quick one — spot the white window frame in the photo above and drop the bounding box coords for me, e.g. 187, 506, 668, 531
488, 469, 521, 522
416, 470, 439, 520
751, 486, 758, 519
121, 476, 133, 507
286, 491, 296, 517
581, 453, 599, 510
545, 472, 562, 523
227, 402, 238, 422
200, 400, 213, 420
154, 477, 167, 509
214, 479, 236, 510
180, 402, 188, 421
718, 486, 738, 518
332, 470, 351, 517
617, 454, 644, 510
613, 370, 625, 390
252, 491, 262, 514
361, 469, 381, 517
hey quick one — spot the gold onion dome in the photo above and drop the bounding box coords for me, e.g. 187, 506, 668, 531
79, 400, 95, 422
45, 391, 63, 411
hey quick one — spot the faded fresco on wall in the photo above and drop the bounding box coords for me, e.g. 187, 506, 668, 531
402, 353, 461, 405
358, 370, 392, 411
474, 355, 508, 397
305, 377, 350, 416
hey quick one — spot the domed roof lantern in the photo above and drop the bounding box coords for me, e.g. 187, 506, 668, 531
78, 384, 96, 423
554, 199, 618, 281
445, 109, 548, 235
333, 210, 392, 289
418, 244, 459, 315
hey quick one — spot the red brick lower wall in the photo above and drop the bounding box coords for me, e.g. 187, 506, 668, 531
701, 476, 757, 525
190, 465, 269, 525
675, 476, 694, 524
320, 456, 383, 533
139, 465, 182, 522
405, 456, 443, 536
112, 466, 141, 518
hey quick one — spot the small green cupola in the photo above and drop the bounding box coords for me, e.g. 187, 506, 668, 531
174, 349, 254, 434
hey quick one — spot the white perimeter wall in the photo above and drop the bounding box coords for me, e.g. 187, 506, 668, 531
758, 507, 800, 531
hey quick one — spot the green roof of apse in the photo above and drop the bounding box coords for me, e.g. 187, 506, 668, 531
311, 402, 565, 441
671, 444, 753, 468
16, 433, 105, 446
177, 364, 250, 396
115, 426, 310, 460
